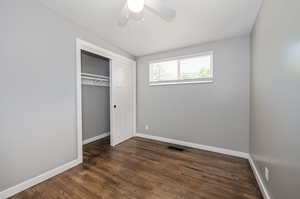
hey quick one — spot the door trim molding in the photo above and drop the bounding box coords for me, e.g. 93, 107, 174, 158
76, 38, 136, 159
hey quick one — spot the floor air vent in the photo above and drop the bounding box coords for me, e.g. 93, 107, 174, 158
168, 146, 184, 152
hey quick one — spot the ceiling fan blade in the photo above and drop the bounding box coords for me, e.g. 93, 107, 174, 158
144, 0, 176, 21
118, 3, 129, 26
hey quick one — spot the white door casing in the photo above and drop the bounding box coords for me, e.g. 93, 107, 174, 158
76, 38, 136, 161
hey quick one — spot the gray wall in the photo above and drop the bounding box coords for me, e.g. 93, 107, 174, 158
137, 36, 250, 153
81, 52, 110, 141
250, 0, 300, 199
0, 0, 133, 192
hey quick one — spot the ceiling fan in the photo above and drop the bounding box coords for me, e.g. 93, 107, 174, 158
118, 0, 176, 26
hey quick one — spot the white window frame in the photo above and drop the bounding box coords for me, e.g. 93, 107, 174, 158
149, 51, 214, 86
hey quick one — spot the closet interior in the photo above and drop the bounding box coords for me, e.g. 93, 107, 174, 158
81, 50, 110, 147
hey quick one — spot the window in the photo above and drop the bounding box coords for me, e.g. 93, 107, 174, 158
149, 52, 213, 85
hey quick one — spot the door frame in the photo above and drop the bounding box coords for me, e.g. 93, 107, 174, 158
75, 38, 136, 163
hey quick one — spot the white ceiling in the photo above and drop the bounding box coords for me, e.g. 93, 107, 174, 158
39, 0, 262, 57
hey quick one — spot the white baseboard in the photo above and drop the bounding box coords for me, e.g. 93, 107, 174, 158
83, 132, 110, 145
88, 131, 271, 199
0, 132, 269, 199
135, 133, 250, 159
0, 158, 81, 199
135, 133, 272, 198
248, 156, 271, 199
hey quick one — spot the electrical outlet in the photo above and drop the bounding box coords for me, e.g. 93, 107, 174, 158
145, 125, 149, 131
264, 167, 269, 182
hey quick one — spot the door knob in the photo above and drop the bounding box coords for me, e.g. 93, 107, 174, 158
114, 105, 117, 108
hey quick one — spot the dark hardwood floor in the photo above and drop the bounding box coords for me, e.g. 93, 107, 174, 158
10, 137, 263, 199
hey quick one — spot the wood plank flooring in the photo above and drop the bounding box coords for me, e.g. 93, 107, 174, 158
10, 137, 263, 199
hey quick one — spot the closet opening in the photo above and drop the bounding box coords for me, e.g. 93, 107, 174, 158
80, 50, 111, 162
76, 38, 136, 164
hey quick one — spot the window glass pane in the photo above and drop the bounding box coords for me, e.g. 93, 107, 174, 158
180, 55, 212, 79
150, 60, 178, 81
150, 64, 160, 81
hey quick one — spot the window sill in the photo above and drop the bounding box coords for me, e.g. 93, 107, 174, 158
149, 80, 214, 86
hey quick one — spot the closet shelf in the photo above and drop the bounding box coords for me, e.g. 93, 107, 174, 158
81, 73, 109, 87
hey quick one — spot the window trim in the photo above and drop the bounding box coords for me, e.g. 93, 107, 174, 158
149, 51, 214, 86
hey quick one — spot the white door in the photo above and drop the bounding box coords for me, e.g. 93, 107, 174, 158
110, 59, 135, 146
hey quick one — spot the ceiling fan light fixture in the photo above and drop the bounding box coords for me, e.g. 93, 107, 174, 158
127, 0, 144, 13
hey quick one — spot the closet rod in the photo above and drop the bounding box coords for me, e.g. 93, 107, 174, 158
81, 73, 109, 79
82, 76, 109, 82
